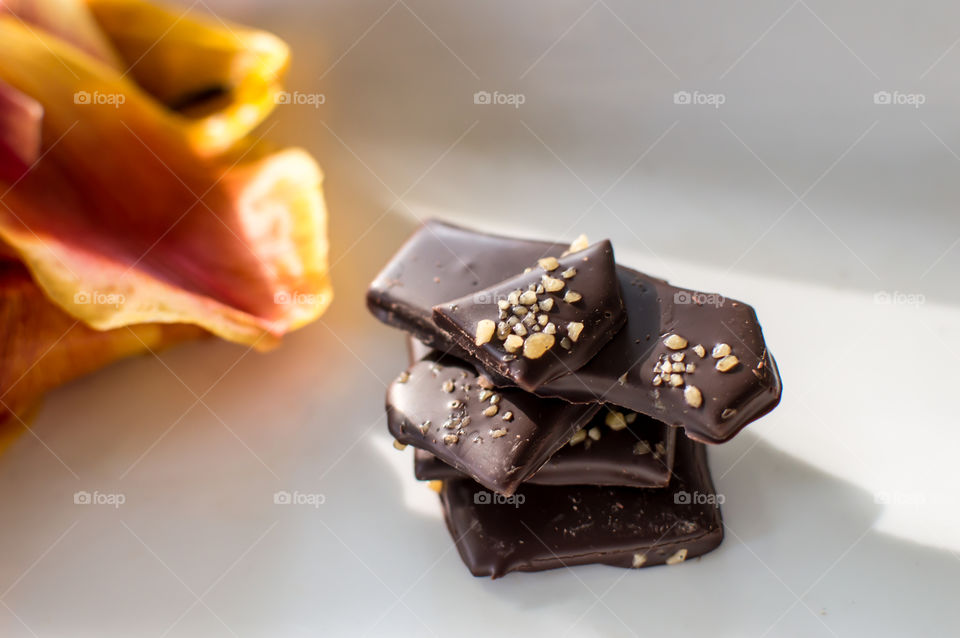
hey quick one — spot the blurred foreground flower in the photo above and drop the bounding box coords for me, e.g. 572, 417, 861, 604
0, 0, 332, 438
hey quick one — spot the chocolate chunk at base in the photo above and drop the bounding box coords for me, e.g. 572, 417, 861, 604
367, 220, 781, 444
439, 435, 722, 578
433, 240, 625, 391
387, 353, 598, 496
415, 408, 676, 488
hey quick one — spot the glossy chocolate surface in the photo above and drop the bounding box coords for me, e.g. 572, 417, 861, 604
439, 435, 723, 578
415, 410, 676, 488
386, 353, 598, 496
433, 240, 625, 391
368, 221, 781, 443
406, 337, 676, 488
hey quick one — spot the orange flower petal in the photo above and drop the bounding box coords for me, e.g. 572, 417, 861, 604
0, 18, 331, 348
0, 79, 42, 182
0, 259, 205, 433
87, 0, 290, 154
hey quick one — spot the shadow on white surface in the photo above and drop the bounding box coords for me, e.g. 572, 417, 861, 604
358, 429, 959, 637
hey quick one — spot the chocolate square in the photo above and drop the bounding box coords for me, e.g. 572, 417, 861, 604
438, 435, 722, 578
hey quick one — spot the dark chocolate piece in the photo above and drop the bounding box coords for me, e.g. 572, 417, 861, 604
387, 353, 598, 496
432, 240, 625, 391
367, 221, 781, 444
415, 409, 676, 488
439, 435, 723, 578
405, 336, 675, 488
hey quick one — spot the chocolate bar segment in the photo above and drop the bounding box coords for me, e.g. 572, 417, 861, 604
415, 409, 676, 488
439, 435, 722, 578
367, 221, 566, 351
433, 240, 625, 391
538, 281, 781, 445
367, 221, 781, 444
405, 336, 675, 488
387, 353, 598, 496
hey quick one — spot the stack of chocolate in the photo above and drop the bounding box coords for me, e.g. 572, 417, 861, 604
366, 221, 782, 578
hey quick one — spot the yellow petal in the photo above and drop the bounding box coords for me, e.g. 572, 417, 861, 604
0, 18, 331, 349
86, 0, 290, 154
2, 0, 123, 68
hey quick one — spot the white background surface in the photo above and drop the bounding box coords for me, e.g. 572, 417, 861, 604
1, 1, 959, 636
